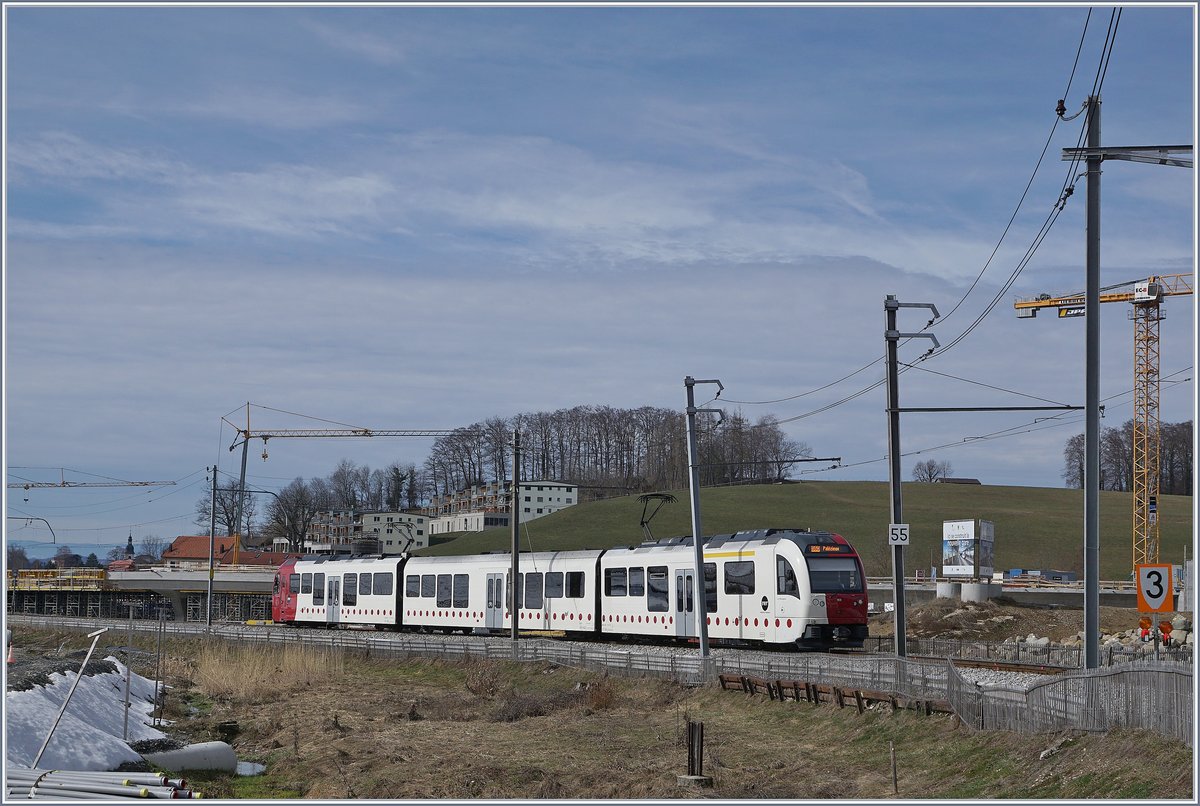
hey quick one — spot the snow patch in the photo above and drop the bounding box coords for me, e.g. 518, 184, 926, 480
5, 657, 168, 771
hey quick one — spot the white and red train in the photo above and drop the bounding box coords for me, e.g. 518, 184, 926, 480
271, 528, 869, 650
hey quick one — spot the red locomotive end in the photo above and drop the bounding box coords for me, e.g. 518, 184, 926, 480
272, 558, 299, 624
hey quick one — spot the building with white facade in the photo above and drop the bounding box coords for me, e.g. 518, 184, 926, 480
425, 480, 576, 535
284, 510, 429, 555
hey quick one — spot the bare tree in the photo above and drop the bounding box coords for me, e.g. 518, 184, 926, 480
7, 546, 31, 571
1062, 432, 1086, 489
912, 459, 953, 483
194, 486, 257, 536
137, 534, 167, 560
1160, 420, 1193, 496
265, 477, 335, 553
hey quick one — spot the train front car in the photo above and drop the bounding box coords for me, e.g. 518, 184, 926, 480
597, 528, 867, 650
772, 530, 869, 649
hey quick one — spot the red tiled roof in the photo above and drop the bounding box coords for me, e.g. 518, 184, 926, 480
162, 535, 233, 561
161, 535, 299, 566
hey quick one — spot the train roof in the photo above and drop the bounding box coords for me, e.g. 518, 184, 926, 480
405, 549, 606, 565
609, 528, 847, 554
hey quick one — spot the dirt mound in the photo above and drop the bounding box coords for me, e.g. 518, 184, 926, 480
869, 598, 1145, 643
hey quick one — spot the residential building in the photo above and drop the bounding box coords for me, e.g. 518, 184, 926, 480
425, 480, 576, 535
290, 510, 429, 555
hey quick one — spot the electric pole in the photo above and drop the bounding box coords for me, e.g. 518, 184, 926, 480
510, 428, 521, 659
685, 376, 723, 661
884, 296, 939, 658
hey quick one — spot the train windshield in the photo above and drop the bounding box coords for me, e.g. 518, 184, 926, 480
806, 557, 863, 593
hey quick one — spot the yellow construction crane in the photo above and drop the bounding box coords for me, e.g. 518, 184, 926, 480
1014, 272, 1193, 569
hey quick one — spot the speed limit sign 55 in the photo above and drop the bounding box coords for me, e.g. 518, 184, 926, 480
888, 523, 910, 546
1136, 564, 1174, 613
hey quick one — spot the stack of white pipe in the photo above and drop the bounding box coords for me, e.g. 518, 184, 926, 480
5, 769, 199, 799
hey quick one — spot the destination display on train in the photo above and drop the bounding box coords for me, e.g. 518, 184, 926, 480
805, 544, 851, 554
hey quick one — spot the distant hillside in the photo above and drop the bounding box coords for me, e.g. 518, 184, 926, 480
417, 480, 1193, 580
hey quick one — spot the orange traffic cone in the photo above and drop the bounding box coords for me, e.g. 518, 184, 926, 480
7, 642, 13, 664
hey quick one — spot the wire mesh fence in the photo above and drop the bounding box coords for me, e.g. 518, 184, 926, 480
864, 635, 1193, 667
946, 661, 1193, 745
10, 614, 1193, 745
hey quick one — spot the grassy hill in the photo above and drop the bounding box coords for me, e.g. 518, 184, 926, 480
416, 480, 1193, 580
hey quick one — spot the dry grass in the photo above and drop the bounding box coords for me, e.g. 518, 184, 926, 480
15, 628, 1189, 799
178, 651, 1190, 800
192, 640, 345, 702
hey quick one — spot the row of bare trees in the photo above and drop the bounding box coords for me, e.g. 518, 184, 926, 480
191, 406, 812, 551
1061, 419, 1193, 494
421, 406, 812, 499
194, 460, 422, 551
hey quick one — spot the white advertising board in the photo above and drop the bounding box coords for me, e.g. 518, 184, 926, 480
942, 519, 995, 579
942, 519, 975, 577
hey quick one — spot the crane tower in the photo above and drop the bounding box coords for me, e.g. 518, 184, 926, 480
1014, 273, 1193, 569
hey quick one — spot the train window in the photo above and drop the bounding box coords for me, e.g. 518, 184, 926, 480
647, 567, 669, 612
628, 567, 645, 597
685, 575, 694, 612
604, 568, 627, 596
777, 558, 800, 598
421, 575, 436, 598
374, 574, 393, 596
724, 561, 755, 595
313, 573, 325, 605
406, 575, 420, 597
525, 572, 544, 609
359, 574, 372, 596
453, 574, 469, 608
509, 574, 524, 608
289, 574, 300, 594
301, 573, 313, 594
436, 574, 452, 608
343, 574, 357, 607
703, 563, 718, 613
272, 575, 280, 594
545, 572, 564, 599
807, 557, 863, 593
566, 571, 585, 598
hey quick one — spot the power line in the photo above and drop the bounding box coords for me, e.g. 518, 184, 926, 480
722, 10, 1108, 415
897, 362, 1075, 405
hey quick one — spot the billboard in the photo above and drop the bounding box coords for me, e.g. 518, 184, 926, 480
942, 519, 995, 579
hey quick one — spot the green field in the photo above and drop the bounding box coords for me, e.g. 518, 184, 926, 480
417, 480, 1193, 580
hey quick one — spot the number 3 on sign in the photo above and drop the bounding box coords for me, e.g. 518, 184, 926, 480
1136, 564, 1174, 613
888, 523, 910, 546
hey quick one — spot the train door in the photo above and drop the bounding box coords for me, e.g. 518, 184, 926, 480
485, 573, 505, 629
326, 578, 341, 626
776, 554, 801, 620
674, 570, 695, 638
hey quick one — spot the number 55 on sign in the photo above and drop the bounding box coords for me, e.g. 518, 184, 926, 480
1136, 564, 1174, 613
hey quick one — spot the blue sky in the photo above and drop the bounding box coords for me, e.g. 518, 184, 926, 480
3, 4, 1196, 559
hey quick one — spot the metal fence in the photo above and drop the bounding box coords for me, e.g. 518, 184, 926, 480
863, 635, 1193, 667
10, 615, 1193, 746
947, 662, 1193, 746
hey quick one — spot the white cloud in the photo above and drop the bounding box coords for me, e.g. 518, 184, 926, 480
299, 18, 406, 66
177, 166, 393, 236
6, 131, 186, 182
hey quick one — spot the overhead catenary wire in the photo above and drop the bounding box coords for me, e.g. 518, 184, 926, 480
799, 365, 1192, 475
723, 9, 1101, 409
